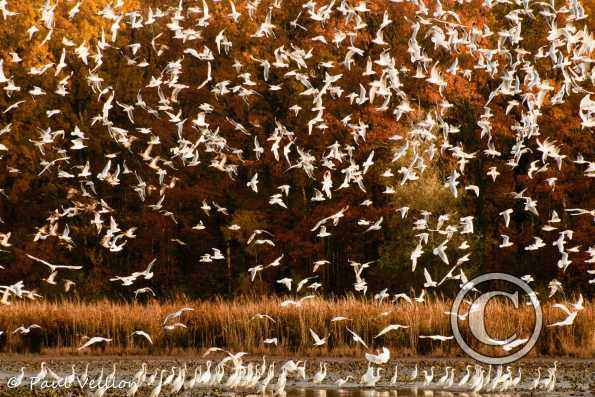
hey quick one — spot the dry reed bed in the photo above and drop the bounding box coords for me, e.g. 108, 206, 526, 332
0, 297, 592, 357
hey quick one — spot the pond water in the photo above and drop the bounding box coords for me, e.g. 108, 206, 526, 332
0, 356, 591, 396
281, 388, 550, 397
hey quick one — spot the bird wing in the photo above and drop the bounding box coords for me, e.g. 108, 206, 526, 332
78, 338, 97, 350
575, 293, 583, 308
394, 293, 412, 304
364, 351, 377, 362
299, 294, 315, 302
202, 347, 224, 357
309, 328, 322, 343
12, 326, 25, 334
56, 264, 83, 270
376, 324, 408, 338
133, 331, 153, 344
552, 303, 571, 315
438, 264, 458, 286
347, 328, 368, 349
25, 254, 54, 269
423, 267, 430, 282
46, 270, 58, 283
375, 324, 395, 338
143, 333, 153, 344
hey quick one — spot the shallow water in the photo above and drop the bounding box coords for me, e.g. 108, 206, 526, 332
0, 356, 592, 396
286, 390, 533, 397
281, 389, 585, 397
0, 387, 574, 397
0, 383, 585, 396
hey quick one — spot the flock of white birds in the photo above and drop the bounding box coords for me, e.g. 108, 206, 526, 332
0, 0, 592, 392
8, 356, 560, 396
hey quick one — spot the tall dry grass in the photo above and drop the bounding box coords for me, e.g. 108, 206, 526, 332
0, 296, 592, 357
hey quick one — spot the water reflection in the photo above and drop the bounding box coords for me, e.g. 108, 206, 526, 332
277, 389, 533, 397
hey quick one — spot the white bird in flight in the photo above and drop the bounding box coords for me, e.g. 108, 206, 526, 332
78, 336, 112, 350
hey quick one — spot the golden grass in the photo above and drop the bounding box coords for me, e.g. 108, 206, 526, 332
0, 296, 592, 357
